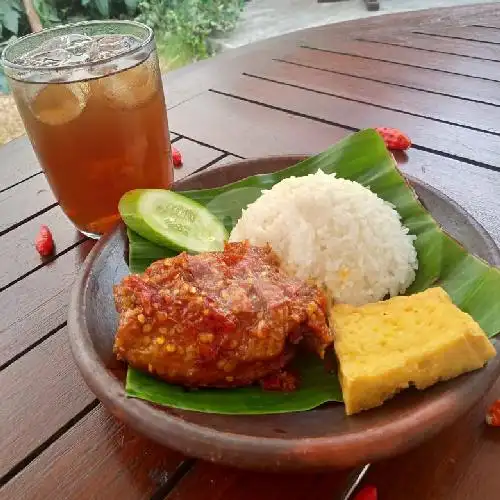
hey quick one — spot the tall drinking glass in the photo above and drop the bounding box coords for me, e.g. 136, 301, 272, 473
1, 21, 173, 238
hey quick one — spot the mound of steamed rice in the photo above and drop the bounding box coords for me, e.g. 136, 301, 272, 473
229, 170, 417, 306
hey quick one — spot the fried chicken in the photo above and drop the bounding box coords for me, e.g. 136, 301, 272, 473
113, 241, 332, 388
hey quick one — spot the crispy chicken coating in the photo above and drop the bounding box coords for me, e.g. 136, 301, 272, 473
114, 241, 332, 388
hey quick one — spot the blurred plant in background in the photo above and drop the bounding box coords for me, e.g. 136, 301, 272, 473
1, 1, 30, 40
138, 0, 244, 70
32, 0, 141, 27
0, 0, 245, 92
1, 1, 28, 91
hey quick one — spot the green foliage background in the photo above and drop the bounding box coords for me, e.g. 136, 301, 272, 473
0, 0, 245, 92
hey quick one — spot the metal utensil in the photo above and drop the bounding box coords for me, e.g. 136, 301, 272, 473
338, 464, 371, 500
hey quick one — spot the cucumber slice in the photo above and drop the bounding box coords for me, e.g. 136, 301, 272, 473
119, 189, 227, 253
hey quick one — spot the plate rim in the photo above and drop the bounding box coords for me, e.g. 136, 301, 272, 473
68, 155, 500, 470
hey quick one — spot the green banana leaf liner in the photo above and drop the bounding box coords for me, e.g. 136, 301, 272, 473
124, 129, 500, 414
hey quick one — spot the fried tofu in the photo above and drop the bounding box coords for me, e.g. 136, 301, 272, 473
331, 287, 496, 415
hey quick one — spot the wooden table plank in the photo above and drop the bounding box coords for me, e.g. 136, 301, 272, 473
242, 59, 500, 135
0, 206, 84, 291
0, 138, 39, 192
416, 25, 500, 44
0, 326, 95, 480
0, 174, 54, 235
172, 138, 225, 181
360, 32, 500, 61
168, 91, 500, 246
278, 47, 500, 105
168, 92, 348, 158
180, 154, 242, 180
472, 21, 500, 29
208, 71, 500, 169
299, 39, 500, 81
165, 462, 351, 500
304, 3, 500, 37
1, 404, 187, 500
0, 240, 94, 368
158, 3, 500, 114
393, 149, 500, 246
207, 155, 242, 169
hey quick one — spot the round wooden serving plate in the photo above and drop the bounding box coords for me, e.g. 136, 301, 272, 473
68, 156, 500, 471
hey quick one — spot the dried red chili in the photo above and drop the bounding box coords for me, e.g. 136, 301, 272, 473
486, 399, 500, 427
375, 127, 411, 150
172, 147, 183, 167
35, 225, 54, 257
353, 485, 378, 500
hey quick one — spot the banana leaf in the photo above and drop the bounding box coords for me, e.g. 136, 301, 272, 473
125, 129, 500, 414
127, 228, 176, 273
127, 354, 342, 414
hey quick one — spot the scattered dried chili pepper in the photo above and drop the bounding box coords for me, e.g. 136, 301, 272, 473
375, 127, 411, 150
486, 399, 500, 427
172, 147, 183, 168
353, 484, 378, 500
35, 225, 54, 256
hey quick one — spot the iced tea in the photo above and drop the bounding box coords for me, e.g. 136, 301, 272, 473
2, 22, 173, 237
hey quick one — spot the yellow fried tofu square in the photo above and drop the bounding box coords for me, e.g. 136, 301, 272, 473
331, 287, 496, 415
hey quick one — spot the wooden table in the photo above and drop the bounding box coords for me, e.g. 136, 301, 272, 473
2, 4, 500, 499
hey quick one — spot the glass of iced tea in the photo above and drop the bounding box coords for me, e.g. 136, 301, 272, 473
1, 21, 173, 238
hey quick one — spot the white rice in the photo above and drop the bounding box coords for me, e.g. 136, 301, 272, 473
229, 170, 417, 306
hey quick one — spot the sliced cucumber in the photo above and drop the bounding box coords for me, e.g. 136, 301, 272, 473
119, 189, 227, 253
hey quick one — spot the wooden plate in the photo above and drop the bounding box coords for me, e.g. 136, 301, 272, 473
68, 156, 500, 471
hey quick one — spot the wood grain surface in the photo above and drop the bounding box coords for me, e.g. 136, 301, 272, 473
0, 174, 55, 234
0, 137, 39, 192
0, 240, 94, 368
299, 38, 500, 81
212, 68, 500, 168
415, 25, 500, 44
165, 463, 351, 500
474, 20, 500, 29
1, 326, 95, 479
168, 91, 350, 157
172, 138, 225, 180
1, 405, 187, 500
168, 77, 500, 171
361, 32, 500, 61
278, 47, 500, 105
247, 62, 500, 134
1, 4, 500, 499
0, 206, 84, 290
